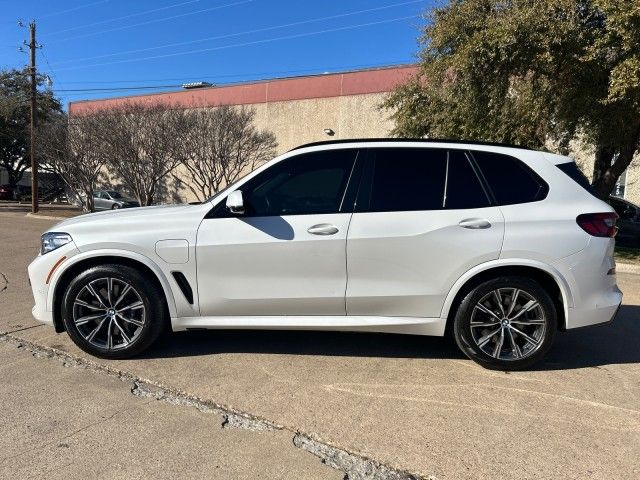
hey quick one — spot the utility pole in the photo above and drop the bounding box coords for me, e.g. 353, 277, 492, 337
29, 21, 38, 214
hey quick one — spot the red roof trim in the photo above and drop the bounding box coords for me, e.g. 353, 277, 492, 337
68, 65, 418, 115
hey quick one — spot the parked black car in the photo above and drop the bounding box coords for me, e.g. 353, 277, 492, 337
0, 184, 13, 200
608, 196, 640, 248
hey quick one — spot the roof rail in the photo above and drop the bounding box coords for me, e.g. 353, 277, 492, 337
289, 138, 535, 151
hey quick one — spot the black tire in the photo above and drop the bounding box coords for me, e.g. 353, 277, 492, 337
61, 264, 167, 359
453, 276, 557, 370
111, 204, 120, 210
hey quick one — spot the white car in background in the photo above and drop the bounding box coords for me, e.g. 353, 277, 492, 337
28, 140, 622, 370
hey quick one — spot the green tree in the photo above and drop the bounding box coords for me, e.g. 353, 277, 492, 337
383, 0, 640, 198
0, 69, 63, 188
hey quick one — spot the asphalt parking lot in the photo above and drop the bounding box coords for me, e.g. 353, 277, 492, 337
1, 210, 639, 480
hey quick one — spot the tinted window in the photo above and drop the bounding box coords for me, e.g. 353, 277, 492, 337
445, 150, 490, 209
556, 162, 596, 195
240, 149, 357, 216
363, 148, 447, 212
472, 151, 548, 205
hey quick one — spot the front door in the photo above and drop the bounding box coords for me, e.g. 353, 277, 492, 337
346, 147, 505, 318
196, 149, 361, 316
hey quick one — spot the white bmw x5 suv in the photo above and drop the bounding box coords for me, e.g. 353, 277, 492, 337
28, 140, 622, 370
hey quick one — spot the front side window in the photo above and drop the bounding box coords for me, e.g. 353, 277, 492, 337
231, 149, 358, 217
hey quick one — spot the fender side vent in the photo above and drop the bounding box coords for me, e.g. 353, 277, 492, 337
171, 271, 194, 304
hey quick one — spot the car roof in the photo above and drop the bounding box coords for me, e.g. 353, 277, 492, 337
289, 138, 536, 152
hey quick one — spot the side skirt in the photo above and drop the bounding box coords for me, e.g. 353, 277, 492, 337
171, 315, 447, 336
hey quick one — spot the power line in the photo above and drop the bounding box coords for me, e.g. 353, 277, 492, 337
54, 15, 420, 72
50, 0, 423, 67
49, 61, 414, 93
47, 61, 415, 86
38, 0, 111, 20
54, 84, 182, 92
48, 0, 257, 44
43, 0, 202, 36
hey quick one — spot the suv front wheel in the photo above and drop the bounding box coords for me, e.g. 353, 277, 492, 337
61, 264, 167, 359
453, 276, 557, 370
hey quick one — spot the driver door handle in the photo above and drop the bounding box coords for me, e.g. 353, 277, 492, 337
458, 218, 492, 229
307, 224, 339, 235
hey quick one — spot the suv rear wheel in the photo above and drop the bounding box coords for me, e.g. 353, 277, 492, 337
61, 264, 167, 359
453, 276, 557, 370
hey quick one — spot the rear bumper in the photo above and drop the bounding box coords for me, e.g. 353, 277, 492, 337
565, 284, 622, 329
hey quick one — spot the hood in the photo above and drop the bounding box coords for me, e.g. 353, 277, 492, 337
49, 203, 194, 232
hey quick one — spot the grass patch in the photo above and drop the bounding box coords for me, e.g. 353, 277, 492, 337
615, 246, 640, 263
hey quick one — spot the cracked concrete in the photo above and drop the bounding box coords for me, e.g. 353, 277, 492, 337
0, 271, 7, 294
2, 334, 425, 480
0, 338, 343, 480
293, 435, 429, 480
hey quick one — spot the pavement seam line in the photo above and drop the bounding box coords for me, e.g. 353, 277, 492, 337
0, 332, 431, 480
0, 271, 7, 294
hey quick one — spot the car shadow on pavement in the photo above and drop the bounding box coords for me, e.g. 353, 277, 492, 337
538, 304, 640, 370
139, 305, 640, 370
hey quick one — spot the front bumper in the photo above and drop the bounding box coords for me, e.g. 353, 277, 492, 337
27, 242, 80, 328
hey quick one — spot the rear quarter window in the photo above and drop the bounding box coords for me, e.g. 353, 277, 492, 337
556, 161, 596, 196
471, 151, 549, 205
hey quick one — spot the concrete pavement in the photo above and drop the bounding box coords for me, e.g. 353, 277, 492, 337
0, 339, 341, 480
1, 211, 639, 480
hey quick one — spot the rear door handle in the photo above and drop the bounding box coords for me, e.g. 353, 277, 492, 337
458, 218, 492, 229
307, 224, 339, 235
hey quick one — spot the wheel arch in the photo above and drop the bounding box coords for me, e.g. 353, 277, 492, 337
49, 250, 176, 333
442, 260, 572, 332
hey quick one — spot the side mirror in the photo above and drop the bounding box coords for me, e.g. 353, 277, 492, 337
226, 190, 244, 215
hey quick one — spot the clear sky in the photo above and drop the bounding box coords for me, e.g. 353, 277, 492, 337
0, 0, 432, 109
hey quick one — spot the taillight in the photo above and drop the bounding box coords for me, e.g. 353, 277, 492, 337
576, 212, 619, 237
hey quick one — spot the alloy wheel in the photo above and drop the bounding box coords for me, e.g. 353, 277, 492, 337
72, 277, 146, 351
470, 288, 547, 361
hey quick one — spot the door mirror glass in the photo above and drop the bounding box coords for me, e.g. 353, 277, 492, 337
226, 190, 244, 214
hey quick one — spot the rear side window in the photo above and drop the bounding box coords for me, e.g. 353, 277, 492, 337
472, 151, 548, 205
556, 161, 596, 195
445, 150, 491, 209
363, 148, 447, 212
358, 148, 490, 212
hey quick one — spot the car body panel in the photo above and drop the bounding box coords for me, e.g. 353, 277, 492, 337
196, 213, 351, 316
345, 207, 505, 317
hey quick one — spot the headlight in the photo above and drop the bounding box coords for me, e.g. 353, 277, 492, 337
41, 232, 72, 255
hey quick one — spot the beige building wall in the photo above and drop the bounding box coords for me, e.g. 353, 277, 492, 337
174, 92, 393, 202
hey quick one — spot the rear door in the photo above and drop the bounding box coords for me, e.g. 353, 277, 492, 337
346, 147, 505, 318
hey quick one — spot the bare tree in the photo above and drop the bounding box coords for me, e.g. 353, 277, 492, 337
102, 102, 193, 206
179, 105, 277, 201
39, 113, 107, 212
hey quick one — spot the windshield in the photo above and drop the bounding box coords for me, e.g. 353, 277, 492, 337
107, 191, 124, 199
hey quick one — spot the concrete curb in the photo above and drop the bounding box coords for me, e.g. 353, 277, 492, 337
617, 262, 640, 274
25, 212, 70, 220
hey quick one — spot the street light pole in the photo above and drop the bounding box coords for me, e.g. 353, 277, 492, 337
29, 21, 38, 214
